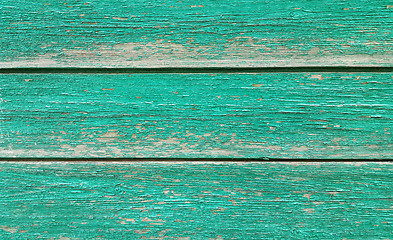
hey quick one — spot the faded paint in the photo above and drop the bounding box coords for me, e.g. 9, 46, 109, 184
1, 0, 393, 67
0, 73, 392, 158
0, 162, 392, 239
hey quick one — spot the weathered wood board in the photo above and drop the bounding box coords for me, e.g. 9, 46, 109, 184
1, 0, 393, 68
1, 162, 392, 239
0, 73, 392, 158
1, 0, 393, 238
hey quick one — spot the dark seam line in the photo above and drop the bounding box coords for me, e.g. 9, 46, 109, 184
0, 158, 391, 162
1, 67, 393, 74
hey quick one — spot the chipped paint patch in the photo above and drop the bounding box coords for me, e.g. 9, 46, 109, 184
0, 226, 18, 234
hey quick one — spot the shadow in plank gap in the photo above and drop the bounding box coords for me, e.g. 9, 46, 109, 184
0, 158, 393, 162
1, 67, 393, 74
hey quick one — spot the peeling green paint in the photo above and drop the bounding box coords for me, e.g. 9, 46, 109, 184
0, 162, 392, 239
0, 73, 392, 158
1, 0, 393, 67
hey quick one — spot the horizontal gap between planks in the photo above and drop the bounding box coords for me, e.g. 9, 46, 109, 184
1, 67, 393, 74
0, 158, 392, 162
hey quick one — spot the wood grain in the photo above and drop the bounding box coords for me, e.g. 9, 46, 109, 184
1, 73, 392, 158
1, 0, 393, 68
1, 162, 392, 239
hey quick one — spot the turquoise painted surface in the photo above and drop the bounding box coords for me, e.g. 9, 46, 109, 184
1, 73, 392, 158
0, 162, 392, 239
1, 0, 393, 67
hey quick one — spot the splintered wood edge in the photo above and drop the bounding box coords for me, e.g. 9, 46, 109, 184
2, 54, 393, 68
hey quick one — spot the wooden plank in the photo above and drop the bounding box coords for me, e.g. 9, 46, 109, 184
1, 0, 393, 68
1, 73, 392, 159
1, 162, 392, 239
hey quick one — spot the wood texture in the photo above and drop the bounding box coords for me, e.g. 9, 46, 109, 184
1, 162, 392, 239
2, 0, 391, 237
1, 0, 393, 68
1, 73, 392, 158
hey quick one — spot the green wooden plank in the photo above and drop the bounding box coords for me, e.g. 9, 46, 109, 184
1, 0, 393, 68
1, 73, 392, 158
0, 162, 392, 239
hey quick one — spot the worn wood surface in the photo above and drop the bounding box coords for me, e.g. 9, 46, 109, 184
1, 0, 393, 68
1, 162, 392, 239
1, 73, 392, 158
1, 1, 392, 238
